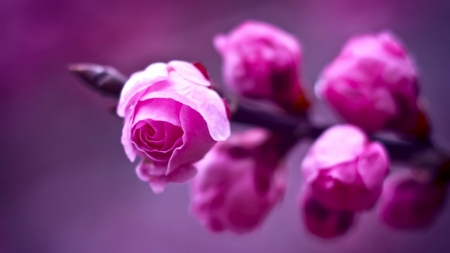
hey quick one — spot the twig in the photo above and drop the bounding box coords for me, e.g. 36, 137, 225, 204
68, 63, 449, 171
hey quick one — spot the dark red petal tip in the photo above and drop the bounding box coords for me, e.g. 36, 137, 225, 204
192, 62, 210, 80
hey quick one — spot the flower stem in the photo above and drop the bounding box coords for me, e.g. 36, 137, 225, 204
68, 63, 449, 171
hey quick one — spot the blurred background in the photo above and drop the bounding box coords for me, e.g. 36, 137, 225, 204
2, 0, 450, 252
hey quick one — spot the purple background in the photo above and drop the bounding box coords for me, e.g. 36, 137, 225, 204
2, 0, 450, 252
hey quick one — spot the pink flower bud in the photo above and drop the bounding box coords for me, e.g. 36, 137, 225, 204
316, 32, 429, 137
190, 129, 286, 234
117, 61, 230, 193
214, 20, 309, 114
378, 170, 446, 230
302, 125, 389, 211
301, 188, 355, 239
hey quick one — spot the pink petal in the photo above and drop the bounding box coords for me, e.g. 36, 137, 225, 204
224, 20, 301, 57
135, 160, 169, 194
135, 159, 166, 180
301, 188, 355, 239
168, 164, 197, 183
316, 32, 419, 134
327, 161, 357, 184
213, 35, 227, 54
132, 98, 182, 127
301, 124, 389, 211
304, 125, 366, 171
225, 180, 272, 233
139, 75, 230, 141
117, 63, 168, 117
136, 160, 197, 194
357, 142, 389, 189
148, 177, 169, 194
168, 61, 210, 87
167, 105, 216, 174
121, 114, 137, 162
378, 170, 445, 229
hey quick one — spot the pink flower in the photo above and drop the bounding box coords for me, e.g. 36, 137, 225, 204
214, 20, 309, 114
117, 61, 230, 193
301, 188, 355, 239
316, 32, 429, 137
301, 125, 389, 211
378, 170, 446, 230
190, 128, 286, 234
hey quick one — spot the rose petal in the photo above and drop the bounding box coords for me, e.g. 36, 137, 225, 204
223, 20, 301, 57
168, 61, 210, 87
136, 159, 197, 194
117, 63, 168, 117
121, 114, 137, 162
213, 35, 228, 54
128, 98, 185, 163
301, 188, 355, 239
139, 75, 230, 141
169, 164, 197, 183
133, 98, 182, 127
304, 125, 366, 170
131, 119, 183, 163
378, 170, 445, 229
167, 105, 216, 174
302, 124, 389, 211
136, 159, 166, 180
316, 32, 420, 134
190, 128, 285, 234
357, 142, 389, 189
327, 161, 357, 184
148, 177, 169, 194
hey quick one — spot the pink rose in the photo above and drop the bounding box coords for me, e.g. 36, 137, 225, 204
214, 20, 309, 114
190, 128, 286, 234
117, 61, 230, 193
301, 125, 389, 211
378, 170, 446, 229
300, 188, 355, 239
316, 32, 429, 137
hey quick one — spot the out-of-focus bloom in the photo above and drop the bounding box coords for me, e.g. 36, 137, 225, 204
302, 124, 389, 211
191, 128, 286, 234
301, 188, 355, 239
117, 61, 230, 193
378, 170, 446, 230
435, 158, 450, 186
316, 32, 430, 138
214, 20, 309, 114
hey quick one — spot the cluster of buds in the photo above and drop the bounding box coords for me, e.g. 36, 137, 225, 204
70, 20, 449, 238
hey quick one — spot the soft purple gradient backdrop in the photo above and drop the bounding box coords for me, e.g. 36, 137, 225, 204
2, 0, 450, 252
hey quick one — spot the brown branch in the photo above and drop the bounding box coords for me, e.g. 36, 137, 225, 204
69, 63, 126, 97
68, 63, 449, 175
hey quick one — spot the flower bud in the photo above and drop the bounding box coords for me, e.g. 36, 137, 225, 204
378, 170, 446, 229
302, 125, 389, 211
118, 61, 230, 193
301, 188, 355, 239
316, 32, 429, 139
190, 128, 286, 234
214, 20, 309, 114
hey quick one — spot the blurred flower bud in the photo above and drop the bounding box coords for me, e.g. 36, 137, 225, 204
118, 61, 230, 193
302, 124, 389, 211
434, 158, 450, 187
214, 20, 309, 114
378, 170, 446, 230
190, 128, 286, 234
301, 187, 355, 239
316, 32, 430, 139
